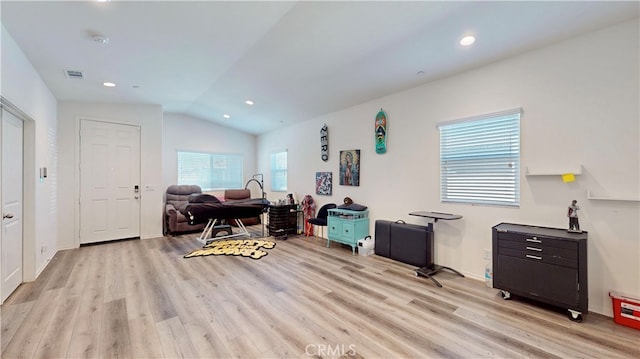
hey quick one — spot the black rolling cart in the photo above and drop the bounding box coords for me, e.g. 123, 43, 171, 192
268, 204, 298, 239
492, 223, 588, 322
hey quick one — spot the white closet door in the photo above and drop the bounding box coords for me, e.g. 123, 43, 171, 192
2, 108, 24, 302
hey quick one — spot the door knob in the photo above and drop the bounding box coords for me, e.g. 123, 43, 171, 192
3, 213, 14, 219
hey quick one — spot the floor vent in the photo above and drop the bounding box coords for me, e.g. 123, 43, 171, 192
64, 70, 84, 79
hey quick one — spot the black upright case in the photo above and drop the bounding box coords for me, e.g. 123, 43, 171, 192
374, 220, 433, 268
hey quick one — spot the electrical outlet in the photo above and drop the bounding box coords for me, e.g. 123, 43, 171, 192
483, 248, 491, 260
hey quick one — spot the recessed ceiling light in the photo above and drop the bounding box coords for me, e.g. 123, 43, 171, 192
223, 114, 231, 119
103, 82, 116, 87
245, 100, 254, 106
90, 34, 109, 44
459, 35, 476, 46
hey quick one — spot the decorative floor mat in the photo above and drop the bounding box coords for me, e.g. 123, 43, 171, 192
184, 239, 276, 260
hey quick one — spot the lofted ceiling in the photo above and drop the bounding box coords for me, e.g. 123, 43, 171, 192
2, 1, 638, 135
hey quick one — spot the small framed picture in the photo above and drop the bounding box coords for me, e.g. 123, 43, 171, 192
315, 172, 332, 195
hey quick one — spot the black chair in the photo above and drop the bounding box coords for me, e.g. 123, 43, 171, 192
307, 203, 337, 239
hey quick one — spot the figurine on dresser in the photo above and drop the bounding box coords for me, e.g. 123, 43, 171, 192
567, 199, 581, 232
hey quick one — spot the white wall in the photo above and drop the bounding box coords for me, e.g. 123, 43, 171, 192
1, 25, 58, 281
2, 15, 637, 317
162, 113, 257, 198
57, 102, 164, 247
257, 19, 640, 316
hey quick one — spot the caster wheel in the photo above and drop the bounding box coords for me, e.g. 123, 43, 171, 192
500, 290, 511, 300
568, 310, 583, 322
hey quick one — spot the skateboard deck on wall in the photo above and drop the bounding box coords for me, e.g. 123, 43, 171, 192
375, 109, 387, 154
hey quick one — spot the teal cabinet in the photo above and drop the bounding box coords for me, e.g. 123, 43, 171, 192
327, 209, 369, 255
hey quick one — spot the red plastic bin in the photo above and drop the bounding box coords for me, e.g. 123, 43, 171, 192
609, 291, 640, 330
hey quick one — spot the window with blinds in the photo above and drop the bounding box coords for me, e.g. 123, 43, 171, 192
177, 151, 243, 191
270, 150, 287, 192
439, 109, 521, 207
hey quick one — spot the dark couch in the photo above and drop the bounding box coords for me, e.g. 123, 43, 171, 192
164, 185, 206, 235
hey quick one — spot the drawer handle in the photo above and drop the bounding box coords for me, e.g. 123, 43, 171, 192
526, 246, 542, 252
526, 254, 542, 260
345, 229, 349, 233
526, 238, 542, 243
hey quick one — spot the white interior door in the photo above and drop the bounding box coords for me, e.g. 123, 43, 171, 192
2, 108, 24, 302
80, 120, 140, 244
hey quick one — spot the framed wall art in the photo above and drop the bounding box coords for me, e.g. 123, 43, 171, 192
315, 172, 332, 195
339, 149, 360, 186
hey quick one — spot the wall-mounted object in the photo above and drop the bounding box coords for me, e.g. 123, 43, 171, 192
339, 150, 360, 186
586, 190, 640, 202
525, 164, 583, 176
320, 124, 328, 162
375, 108, 387, 154
39, 167, 47, 179
315, 172, 332, 196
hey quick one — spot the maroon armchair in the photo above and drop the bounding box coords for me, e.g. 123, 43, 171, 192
164, 185, 206, 235
224, 189, 261, 226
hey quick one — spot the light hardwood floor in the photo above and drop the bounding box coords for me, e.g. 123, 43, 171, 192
2, 229, 639, 359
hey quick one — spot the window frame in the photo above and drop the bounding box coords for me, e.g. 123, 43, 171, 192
438, 108, 522, 207
176, 150, 244, 191
270, 150, 288, 192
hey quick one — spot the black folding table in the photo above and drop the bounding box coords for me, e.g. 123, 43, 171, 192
409, 211, 464, 287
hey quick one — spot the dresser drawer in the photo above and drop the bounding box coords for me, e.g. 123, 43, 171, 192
498, 248, 577, 268
497, 238, 577, 260
496, 255, 579, 307
342, 222, 355, 239
497, 232, 577, 251
328, 220, 339, 236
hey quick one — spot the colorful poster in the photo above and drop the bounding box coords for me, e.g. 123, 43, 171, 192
315, 172, 332, 195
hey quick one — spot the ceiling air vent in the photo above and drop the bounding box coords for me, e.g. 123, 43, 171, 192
64, 70, 84, 79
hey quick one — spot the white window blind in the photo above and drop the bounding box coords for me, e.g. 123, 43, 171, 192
439, 109, 521, 207
270, 150, 287, 192
177, 151, 243, 191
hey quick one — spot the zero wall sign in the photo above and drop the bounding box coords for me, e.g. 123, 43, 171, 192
320, 124, 329, 161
